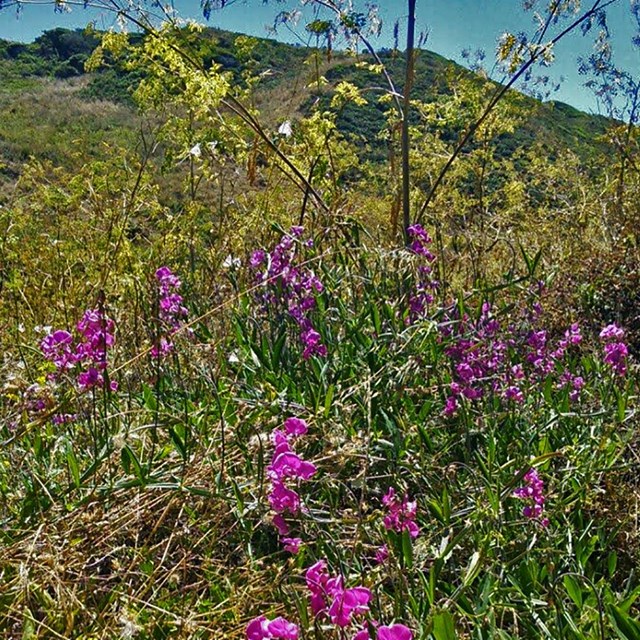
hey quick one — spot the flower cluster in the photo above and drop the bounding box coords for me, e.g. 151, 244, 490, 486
406, 224, 437, 322
441, 302, 509, 415
599, 323, 628, 376
40, 308, 117, 391
267, 417, 316, 551
151, 266, 189, 359
306, 560, 372, 628
382, 487, 419, 539
525, 323, 584, 400
513, 468, 549, 527
248, 415, 415, 640
250, 227, 326, 359
440, 299, 591, 415
246, 616, 299, 640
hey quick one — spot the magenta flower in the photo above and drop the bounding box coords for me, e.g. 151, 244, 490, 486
249, 250, 266, 269
382, 488, 419, 539
306, 560, 330, 615
301, 327, 327, 360
40, 330, 75, 370
598, 323, 629, 375
600, 324, 625, 340
282, 537, 302, 554
40, 308, 117, 391
504, 385, 524, 403
271, 429, 293, 456
305, 560, 372, 627
603, 341, 628, 375
249, 227, 327, 360
444, 395, 458, 416
267, 617, 299, 639
284, 417, 309, 437
246, 615, 299, 640
268, 480, 301, 515
327, 583, 372, 627
377, 624, 413, 640
152, 266, 189, 359
247, 616, 271, 640
405, 224, 438, 321
267, 417, 315, 533
375, 544, 389, 564
269, 451, 317, 481
513, 468, 549, 527
272, 514, 290, 536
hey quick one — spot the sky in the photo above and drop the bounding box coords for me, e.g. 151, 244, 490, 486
0, 0, 638, 113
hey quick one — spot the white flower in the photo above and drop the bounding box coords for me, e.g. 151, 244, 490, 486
222, 254, 241, 269
277, 120, 293, 137
189, 143, 202, 158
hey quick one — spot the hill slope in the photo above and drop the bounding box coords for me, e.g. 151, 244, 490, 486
0, 25, 614, 179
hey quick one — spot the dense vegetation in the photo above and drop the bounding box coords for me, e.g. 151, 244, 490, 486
0, 2, 639, 637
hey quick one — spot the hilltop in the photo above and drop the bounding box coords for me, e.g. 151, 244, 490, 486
0, 25, 613, 180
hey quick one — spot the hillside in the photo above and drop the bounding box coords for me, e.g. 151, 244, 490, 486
1, 17, 639, 640
0, 26, 613, 177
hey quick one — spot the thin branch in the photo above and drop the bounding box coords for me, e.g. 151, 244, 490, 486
416, 0, 621, 223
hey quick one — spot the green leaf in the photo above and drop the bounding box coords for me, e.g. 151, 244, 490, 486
121, 445, 144, 481
463, 550, 483, 588
370, 301, 381, 335
563, 575, 583, 609
324, 384, 335, 417
67, 448, 80, 489
619, 584, 640, 613
401, 529, 414, 569
142, 383, 157, 412
21, 610, 35, 640
608, 603, 640, 640
271, 329, 287, 370
169, 426, 186, 458
432, 610, 456, 640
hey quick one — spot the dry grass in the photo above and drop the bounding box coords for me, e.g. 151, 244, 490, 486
0, 451, 285, 639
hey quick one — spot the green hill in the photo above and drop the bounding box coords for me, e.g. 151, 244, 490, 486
0, 25, 614, 180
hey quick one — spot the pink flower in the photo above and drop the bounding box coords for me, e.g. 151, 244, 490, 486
600, 323, 625, 341
305, 562, 371, 627
268, 617, 299, 639
305, 560, 329, 615
375, 544, 389, 564
382, 488, 420, 539
77, 367, 102, 390
268, 480, 301, 515
269, 451, 317, 481
282, 537, 302, 554
272, 514, 290, 536
377, 624, 413, 640
284, 417, 309, 437
354, 629, 371, 640
247, 616, 271, 640
513, 468, 548, 526
504, 385, 524, 403
271, 429, 292, 456
444, 395, 458, 416
603, 341, 628, 375
327, 581, 372, 627
246, 616, 299, 640
301, 327, 327, 360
